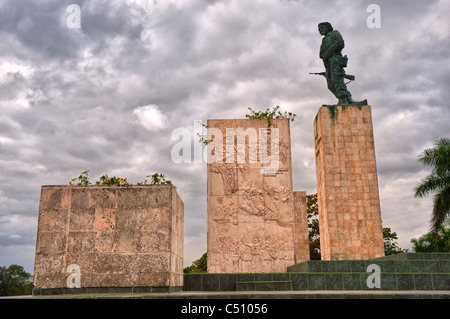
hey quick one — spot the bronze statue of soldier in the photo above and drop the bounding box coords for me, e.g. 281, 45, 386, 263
312, 22, 361, 105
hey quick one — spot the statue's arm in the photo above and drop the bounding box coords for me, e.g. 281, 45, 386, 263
322, 31, 345, 61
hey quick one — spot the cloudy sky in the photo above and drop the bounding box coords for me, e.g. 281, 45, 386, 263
0, 0, 449, 274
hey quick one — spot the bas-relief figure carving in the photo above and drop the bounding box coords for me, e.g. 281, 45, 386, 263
240, 182, 265, 218
264, 184, 292, 226
209, 164, 239, 195
207, 119, 306, 273
211, 195, 238, 224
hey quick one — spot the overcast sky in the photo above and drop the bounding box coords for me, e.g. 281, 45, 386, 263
0, 0, 449, 274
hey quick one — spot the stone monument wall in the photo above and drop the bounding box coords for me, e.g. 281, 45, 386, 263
314, 105, 384, 260
33, 185, 184, 290
293, 191, 310, 264
207, 119, 308, 273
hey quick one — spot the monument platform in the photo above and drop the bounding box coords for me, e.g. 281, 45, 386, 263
183, 253, 449, 292
30, 253, 449, 298
29, 289, 450, 299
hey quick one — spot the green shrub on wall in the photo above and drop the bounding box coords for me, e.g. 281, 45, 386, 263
69, 170, 176, 188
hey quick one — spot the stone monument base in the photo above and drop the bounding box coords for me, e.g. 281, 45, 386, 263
184, 253, 450, 292
33, 253, 450, 295
33, 185, 184, 292
314, 104, 384, 260
32, 286, 182, 296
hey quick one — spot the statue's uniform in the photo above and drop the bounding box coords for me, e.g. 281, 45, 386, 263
320, 30, 353, 104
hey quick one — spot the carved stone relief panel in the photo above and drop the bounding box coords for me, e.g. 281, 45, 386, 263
207, 119, 300, 273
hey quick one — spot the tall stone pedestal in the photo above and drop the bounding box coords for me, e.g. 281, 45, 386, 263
314, 105, 384, 260
207, 119, 309, 273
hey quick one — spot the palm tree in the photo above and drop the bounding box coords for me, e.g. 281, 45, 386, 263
414, 138, 450, 233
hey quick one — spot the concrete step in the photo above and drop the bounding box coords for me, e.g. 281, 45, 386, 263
370, 253, 450, 261
183, 272, 450, 291
287, 259, 450, 274
28, 290, 450, 299
184, 255, 450, 292
236, 281, 292, 291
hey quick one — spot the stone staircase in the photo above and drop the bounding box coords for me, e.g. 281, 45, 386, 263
183, 253, 450, 292
286, 253, 450, 291
235, 273, 292, 291
236, 280, 292, 291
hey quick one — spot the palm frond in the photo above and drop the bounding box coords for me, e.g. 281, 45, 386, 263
430, 186, 450, 233
418, 138, 450, 173
414, 173, 448, 198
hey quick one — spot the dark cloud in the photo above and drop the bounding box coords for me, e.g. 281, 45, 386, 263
0, 0, 449, 272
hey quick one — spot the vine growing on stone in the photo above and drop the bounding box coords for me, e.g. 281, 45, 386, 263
245, 105, 297, 127
69, 171, 176, 188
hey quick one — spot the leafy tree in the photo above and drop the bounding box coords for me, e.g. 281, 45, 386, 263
0, 266, 9, 296
410, 220, 450, 253
184, 253, 207, 273
414, 138, 450, 233
306, 194, 321, 260
383, 227, 407, 255
0, 265, 33, 296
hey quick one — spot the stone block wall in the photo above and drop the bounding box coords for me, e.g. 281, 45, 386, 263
293, 191, 310, 264
33, 185, 183, 290
313, 105, 384, 260
207, 119, 309, 273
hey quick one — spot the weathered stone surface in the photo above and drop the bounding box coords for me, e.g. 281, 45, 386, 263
314, 105, 384, 260
293, 192, 310, 263
33, 185, 183, 289
207, 119, 309, 273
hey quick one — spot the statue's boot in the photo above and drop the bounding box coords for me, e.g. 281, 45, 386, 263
338, 96, 354, 105
338, 97, 368, 106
